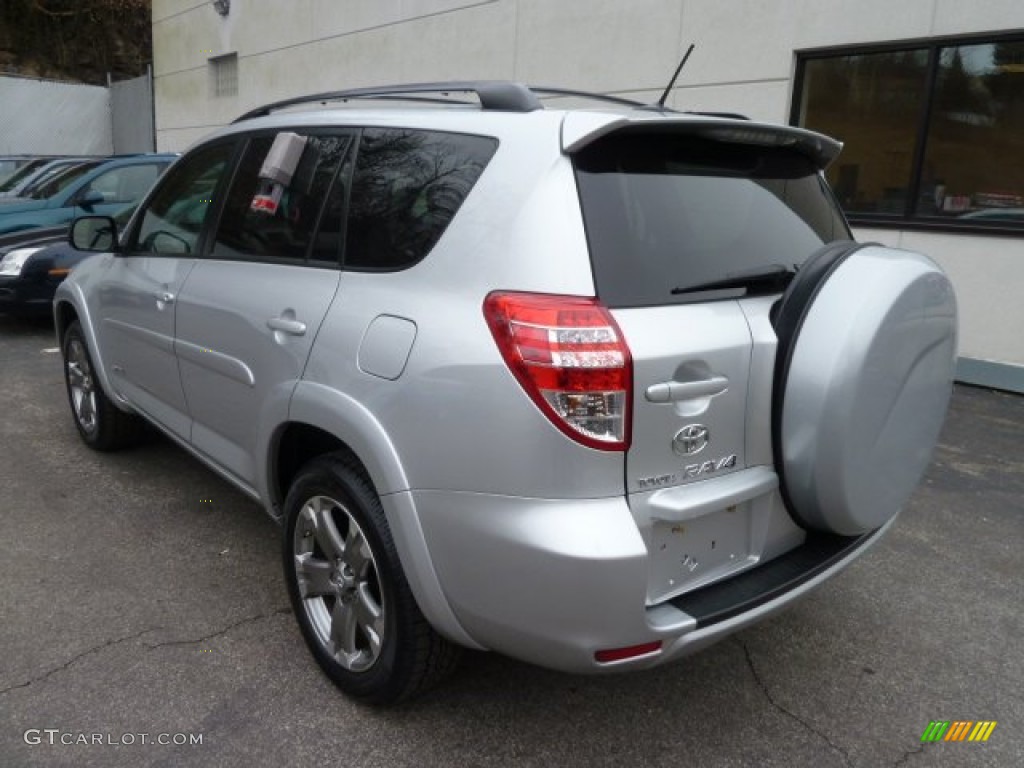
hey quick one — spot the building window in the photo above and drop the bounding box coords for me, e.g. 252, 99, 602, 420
209, 53, 238, 98
793, 36, 1024, 231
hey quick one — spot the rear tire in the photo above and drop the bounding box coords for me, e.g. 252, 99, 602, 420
62, 320, 145, 451
282, 453, 461, 704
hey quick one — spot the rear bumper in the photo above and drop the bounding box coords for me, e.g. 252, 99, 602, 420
409, 487, 893, 673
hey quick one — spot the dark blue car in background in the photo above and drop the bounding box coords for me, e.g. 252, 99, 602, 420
0, 152, 177, 316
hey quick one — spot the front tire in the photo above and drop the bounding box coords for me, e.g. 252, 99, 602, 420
62, 320, 145, 451
282, 453, 460, 704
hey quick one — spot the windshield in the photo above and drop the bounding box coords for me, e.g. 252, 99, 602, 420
573, 132, 851, 308
26, 161, 100, 199
113, 203, 137, 228
0, 159, 48, 193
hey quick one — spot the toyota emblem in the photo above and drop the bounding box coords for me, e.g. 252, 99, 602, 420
672, 424, 709, 455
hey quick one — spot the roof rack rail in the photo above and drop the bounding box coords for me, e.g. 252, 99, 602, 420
528, 87, 653, 110
686, 110, 750, 121
234, 81, 543, 123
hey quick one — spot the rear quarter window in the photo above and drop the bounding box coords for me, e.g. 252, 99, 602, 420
573, 132, 850, 308
344, 128, 497, 271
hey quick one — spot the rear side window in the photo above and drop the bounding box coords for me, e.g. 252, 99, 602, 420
213, 132, 352, 263
344, 128, 497, 270
574, 132, 851, 308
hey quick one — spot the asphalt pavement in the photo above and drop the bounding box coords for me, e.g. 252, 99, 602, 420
1, 314, 1021, 768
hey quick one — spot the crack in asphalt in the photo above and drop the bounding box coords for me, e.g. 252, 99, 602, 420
144, 607, 290, 649
0, 626, 159, 697
891, 744, 926, 766
740, 640, 853, 768
0, 607, 290, 696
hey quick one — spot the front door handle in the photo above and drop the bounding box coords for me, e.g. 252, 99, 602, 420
645, 375, 729, 403
267, 317, 307, 336
155, 291, 175, 307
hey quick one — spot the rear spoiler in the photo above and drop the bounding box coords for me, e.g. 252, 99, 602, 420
561, 112, 843, 170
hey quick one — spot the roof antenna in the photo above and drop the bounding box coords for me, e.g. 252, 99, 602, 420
655, 44, 695, 109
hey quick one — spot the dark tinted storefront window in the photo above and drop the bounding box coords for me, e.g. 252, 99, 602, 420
794, 37, 1024, 230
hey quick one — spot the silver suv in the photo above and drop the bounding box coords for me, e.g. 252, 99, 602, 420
55, 82, 958, 704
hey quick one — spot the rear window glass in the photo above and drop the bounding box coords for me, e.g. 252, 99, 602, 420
344, 128, 497, 270
573, 132, 850, 307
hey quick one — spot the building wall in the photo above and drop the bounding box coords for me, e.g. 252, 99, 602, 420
152, 0, 1024, 386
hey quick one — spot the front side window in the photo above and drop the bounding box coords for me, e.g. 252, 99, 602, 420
212, 132, 351, 263
133, 143, 232, 255
344, 128, 497, 270
795, 37, 1024, 229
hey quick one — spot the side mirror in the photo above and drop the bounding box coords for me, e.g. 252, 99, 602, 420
76, 189, 105, 208
70, 216, 118, 253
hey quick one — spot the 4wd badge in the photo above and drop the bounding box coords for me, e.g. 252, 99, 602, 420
672, 424, 709, 456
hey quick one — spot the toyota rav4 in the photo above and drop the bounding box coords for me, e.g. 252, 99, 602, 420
54, 82, 958, 704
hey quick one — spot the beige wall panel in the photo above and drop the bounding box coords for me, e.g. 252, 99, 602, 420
932, 0, 1024, 37
392, 1, 517, 81
229, 0, 316, 59
679, 0, 937, 84
857, 227, 1024, 365
666, 80, 792, 123
513, 0, 685, 91
155, 69, 211, 132
301, 26, 409, 92
153, 11, 225, 77
157, 125, 219, 152
153, 0, 205, 23
308, 0, 498, 38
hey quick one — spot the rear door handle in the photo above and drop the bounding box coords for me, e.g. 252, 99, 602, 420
267, 317, 307, 336
645, 375, 729, 403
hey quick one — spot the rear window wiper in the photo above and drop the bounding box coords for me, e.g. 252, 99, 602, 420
671, 263, 797, 296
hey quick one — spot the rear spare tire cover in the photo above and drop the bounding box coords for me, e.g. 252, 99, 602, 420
773, 243, 957, 536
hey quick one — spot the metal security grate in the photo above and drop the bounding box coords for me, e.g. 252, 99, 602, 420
209, 53, 238, 98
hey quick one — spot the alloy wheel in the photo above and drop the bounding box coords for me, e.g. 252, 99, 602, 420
292, 495, 385, 672
66, 338, 98, 434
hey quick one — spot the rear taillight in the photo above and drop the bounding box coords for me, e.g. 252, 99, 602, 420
483, 292, 632, 451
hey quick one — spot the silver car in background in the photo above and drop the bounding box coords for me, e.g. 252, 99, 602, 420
54, 82, 957, 703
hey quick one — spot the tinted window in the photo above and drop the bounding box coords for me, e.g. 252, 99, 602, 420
213, 132, 350, 262
345, 128, 497, 270
27, 162, 101, 199
574, 133, 850, 308
796, 37, 1024, 227
920, 42, 1024, 220
134, 143, 232, 255
0, 159, 48, 192
77, 163, 165, 205
797, 50, 928, 215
